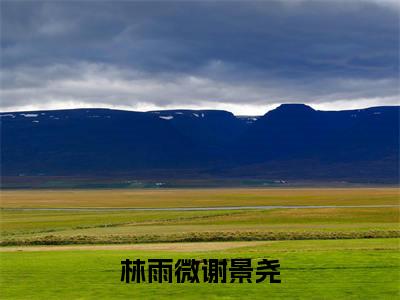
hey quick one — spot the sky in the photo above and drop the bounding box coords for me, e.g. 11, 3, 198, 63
1, 0, 399, 115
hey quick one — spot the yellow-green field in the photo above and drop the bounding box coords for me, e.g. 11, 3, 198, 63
2, 187, 399, 208
1, 188, 399, 245
1, 187, 399, 299
1, 207, 399, 245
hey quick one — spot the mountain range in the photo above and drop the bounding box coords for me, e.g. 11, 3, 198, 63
1, 104, 399, 183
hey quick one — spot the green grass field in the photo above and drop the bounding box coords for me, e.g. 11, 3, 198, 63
1, 188, 399, 299
1, 239, 399, 299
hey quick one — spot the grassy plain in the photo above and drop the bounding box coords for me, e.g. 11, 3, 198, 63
1, 188, 399, 245
1, 207, 399, 245
1, 188, 399, 299
1, 239, 399, 299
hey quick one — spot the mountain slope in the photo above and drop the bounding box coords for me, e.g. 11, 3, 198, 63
235, 104, 399, 163
1, 105, 398, 181
1, 109, 203, 174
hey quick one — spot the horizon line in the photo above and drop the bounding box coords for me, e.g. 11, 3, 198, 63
1, 103, 399, 116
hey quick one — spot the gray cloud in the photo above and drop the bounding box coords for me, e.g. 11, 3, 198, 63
1, 0, 399, 114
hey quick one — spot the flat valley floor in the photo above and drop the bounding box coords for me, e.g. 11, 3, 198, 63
1, 188, 399, 299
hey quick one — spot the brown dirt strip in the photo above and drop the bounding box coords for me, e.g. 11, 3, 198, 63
0, 241, 269, 252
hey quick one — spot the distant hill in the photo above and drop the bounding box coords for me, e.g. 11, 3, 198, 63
1, 104, 399, 183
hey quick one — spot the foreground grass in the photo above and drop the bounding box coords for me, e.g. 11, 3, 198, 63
2, 187, 399, 208
1, 239, 399, 299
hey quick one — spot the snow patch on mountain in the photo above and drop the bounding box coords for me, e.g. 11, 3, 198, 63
20, 113, 38, 117
159, 116, 174, 120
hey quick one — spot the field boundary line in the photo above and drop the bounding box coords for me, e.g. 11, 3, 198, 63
1, 204, 399, 211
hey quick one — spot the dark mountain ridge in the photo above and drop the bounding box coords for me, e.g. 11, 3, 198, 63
1, 104, 399, 182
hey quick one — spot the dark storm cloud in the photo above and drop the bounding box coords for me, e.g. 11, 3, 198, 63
1, 1, 399, 114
